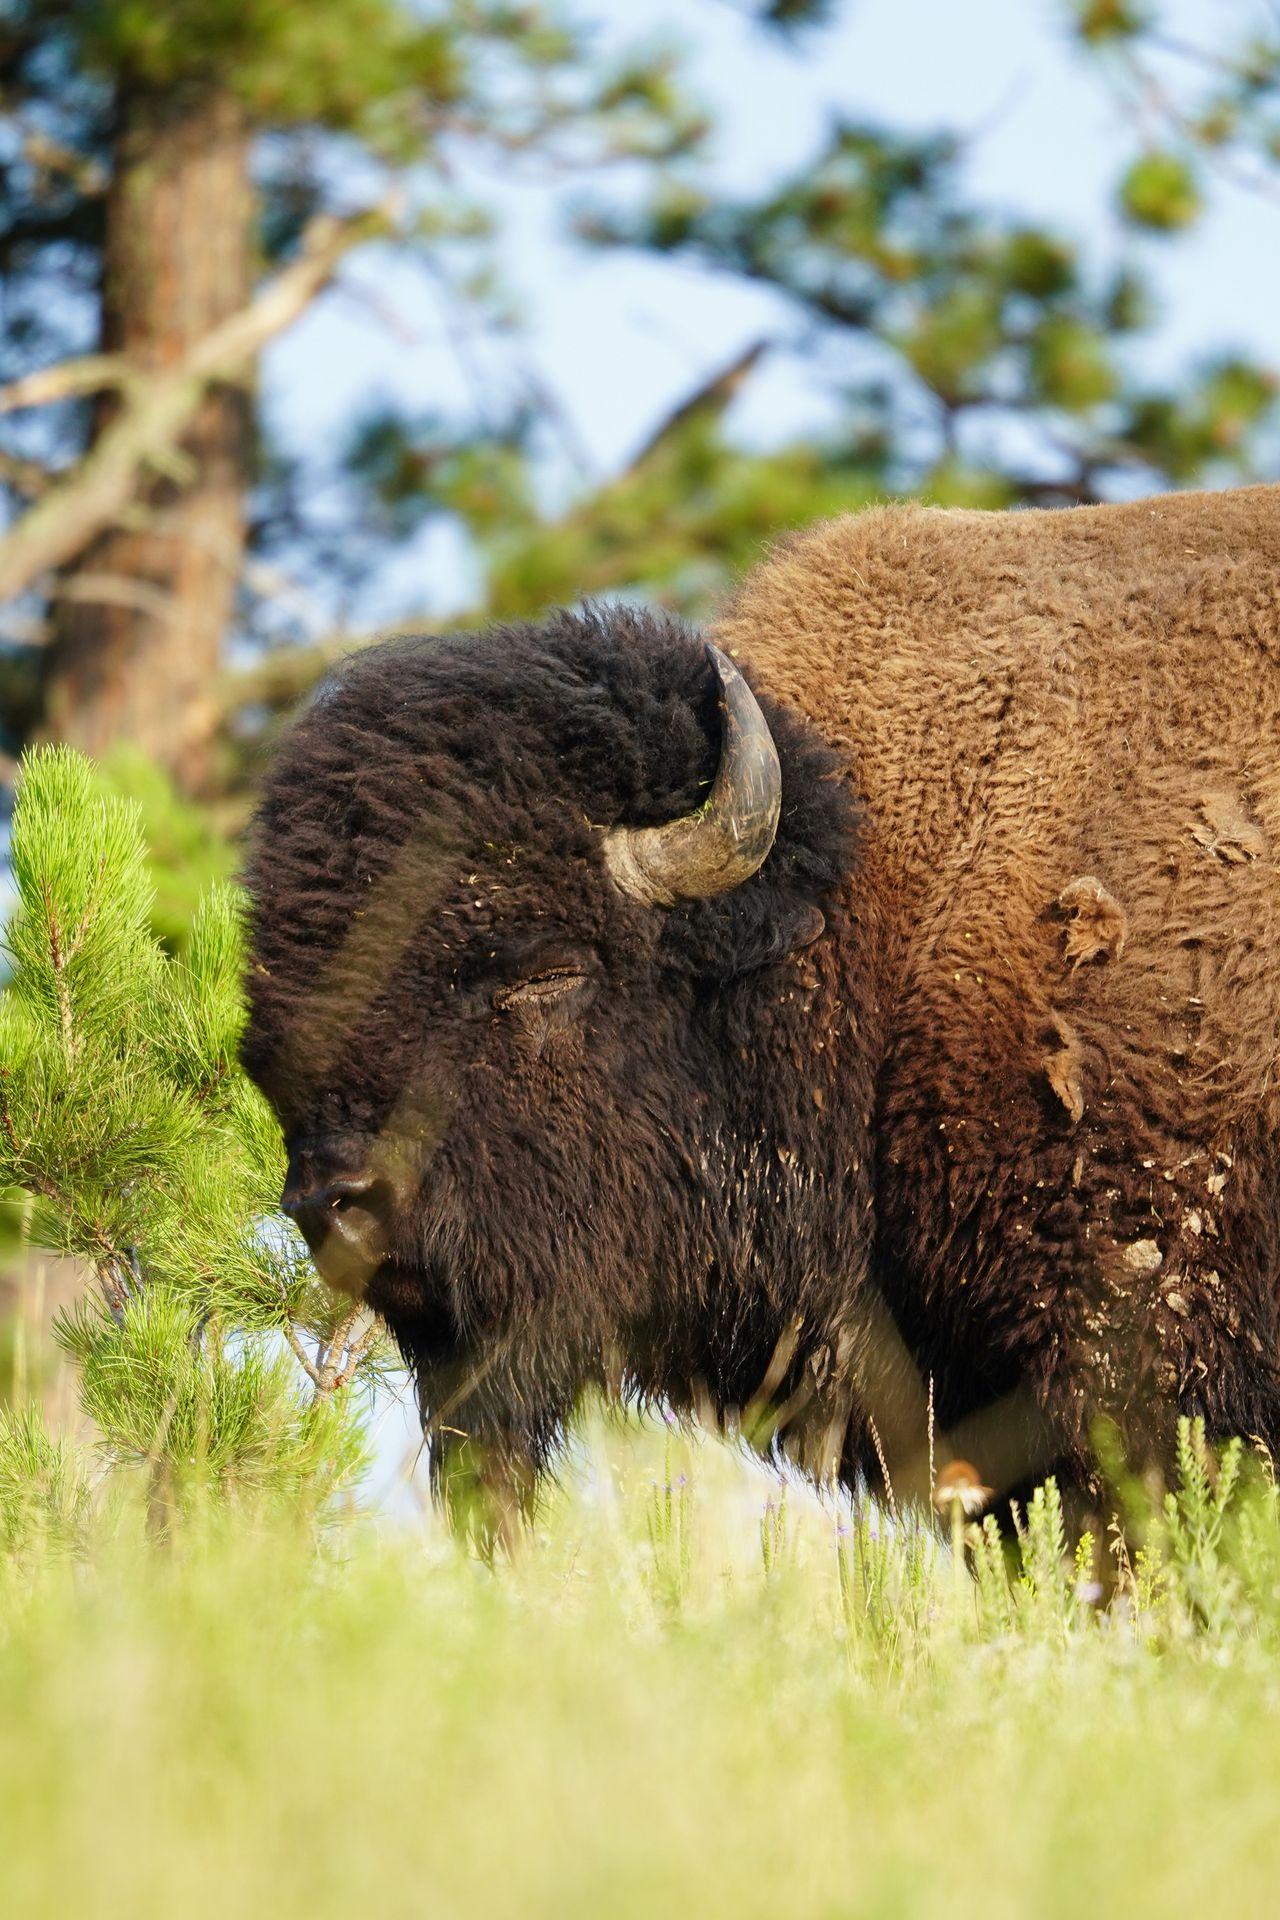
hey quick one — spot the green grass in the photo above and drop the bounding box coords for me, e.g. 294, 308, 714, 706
3, 1413, 1280, 1919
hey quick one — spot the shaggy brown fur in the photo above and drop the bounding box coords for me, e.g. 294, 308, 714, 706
243, 484, 1280, 1515
717, 483, 1280, 1486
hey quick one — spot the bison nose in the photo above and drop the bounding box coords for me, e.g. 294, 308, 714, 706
282, 1171, 390, 1297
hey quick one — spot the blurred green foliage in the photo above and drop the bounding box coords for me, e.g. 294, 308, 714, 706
0, 0, 713, 746
5, 4, 1280, 789
570, 102, 1277, 523
1071, 2, 1280, 239
1119, 151, 1203, 231
1073, 0, 1152, 42
89, 748, 237, 951
78, 0, 467, 130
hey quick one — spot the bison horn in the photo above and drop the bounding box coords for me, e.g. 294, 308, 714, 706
604, 644, 781, 906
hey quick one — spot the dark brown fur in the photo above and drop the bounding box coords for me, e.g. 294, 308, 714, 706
244, 485, 1280, 1509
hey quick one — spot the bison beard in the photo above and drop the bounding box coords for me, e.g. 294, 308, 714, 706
244, 485, 1280, 1530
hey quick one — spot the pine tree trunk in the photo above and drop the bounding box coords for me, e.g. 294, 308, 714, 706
41, 86, 253, 789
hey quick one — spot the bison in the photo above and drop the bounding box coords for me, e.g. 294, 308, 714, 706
242, 483, 1280, 1526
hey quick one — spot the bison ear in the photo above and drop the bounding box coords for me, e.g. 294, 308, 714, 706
662, 898, 826, 981
732, 901, 826, 974
787, 905, 825, 949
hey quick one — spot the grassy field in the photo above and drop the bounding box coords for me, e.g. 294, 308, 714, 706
9, 749, 1270, 1911
1, 1412, 1279, 1920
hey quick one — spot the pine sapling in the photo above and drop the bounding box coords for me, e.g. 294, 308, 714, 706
0, 748, 385, 1517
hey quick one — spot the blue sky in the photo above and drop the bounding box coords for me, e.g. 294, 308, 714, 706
263, 0, 1280, 623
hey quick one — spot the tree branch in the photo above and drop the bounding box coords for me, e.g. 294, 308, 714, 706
0, 200, 398, 606
316, 1303, 378, 1392
51, 571, 174, 622
624, 337, 768, 471
0, 355, 128, 418
281, 1317, 324, 1388
17, 123, 109, 197
0, 447, 54, 496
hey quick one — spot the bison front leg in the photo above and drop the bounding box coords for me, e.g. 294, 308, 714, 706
412, 1352, 553, 1557
430, 1430, 537, 1559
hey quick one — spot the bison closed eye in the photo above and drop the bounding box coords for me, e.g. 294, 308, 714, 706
243, 485, 1280, 1529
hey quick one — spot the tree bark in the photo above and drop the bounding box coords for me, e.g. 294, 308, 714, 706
41, 85, 253, 789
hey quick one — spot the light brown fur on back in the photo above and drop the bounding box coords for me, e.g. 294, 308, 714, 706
717, 487, 1280, 1475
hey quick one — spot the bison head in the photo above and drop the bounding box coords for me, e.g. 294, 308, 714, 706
242, 607, 858, 1498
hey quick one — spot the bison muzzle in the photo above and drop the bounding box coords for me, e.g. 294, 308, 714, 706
243, 485, 1280, 1526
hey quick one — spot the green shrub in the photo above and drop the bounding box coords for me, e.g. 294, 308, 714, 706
0, 748, 381, 1522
